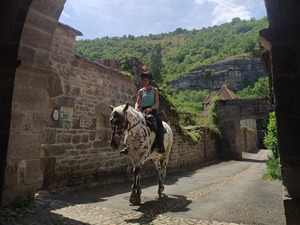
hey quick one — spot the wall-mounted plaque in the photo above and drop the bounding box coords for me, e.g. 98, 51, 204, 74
60, 107, 73, 121
79, 116, 93, 128
52, 107, 59, 121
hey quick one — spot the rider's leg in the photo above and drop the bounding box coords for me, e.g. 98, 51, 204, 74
151, 110, 165, 154
156, 125, 165, 153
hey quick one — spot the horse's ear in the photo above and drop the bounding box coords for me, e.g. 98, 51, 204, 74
109, 105, 114, 111
123, 102, 129, 113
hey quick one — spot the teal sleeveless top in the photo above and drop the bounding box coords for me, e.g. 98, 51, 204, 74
141, 87, 155, 107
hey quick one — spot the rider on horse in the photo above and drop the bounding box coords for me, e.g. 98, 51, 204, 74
120, 71, 165, 154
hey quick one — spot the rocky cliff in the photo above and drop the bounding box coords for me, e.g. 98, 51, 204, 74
168, 56, 267, 92
95, 57, 145, 90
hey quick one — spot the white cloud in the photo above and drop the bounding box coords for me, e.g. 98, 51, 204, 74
195, 0, 205, 5
194, 0, 253, 25
61, 0, 267, 39
62, 11, 75, 20
210, 0, 251, 25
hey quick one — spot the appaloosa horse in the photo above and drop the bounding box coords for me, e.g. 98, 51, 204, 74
109, 103, 173, 205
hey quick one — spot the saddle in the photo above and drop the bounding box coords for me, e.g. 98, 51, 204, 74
145, 114, 158, 132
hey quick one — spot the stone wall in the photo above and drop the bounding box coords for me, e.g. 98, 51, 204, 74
216, 98, 270, 160
168, 56, 267, 93
40, 23, 137, 188
240, 127, 256, 152
39, 23, 218, 188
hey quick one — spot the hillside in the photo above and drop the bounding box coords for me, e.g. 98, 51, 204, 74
75, 17, 269, 83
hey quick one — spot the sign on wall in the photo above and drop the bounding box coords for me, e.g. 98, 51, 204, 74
60, 107, 73, 121
79, 116, 93, 128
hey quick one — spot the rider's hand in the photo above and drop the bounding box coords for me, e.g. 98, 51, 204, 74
145, 108, 152, 113
135, 108, 140, 111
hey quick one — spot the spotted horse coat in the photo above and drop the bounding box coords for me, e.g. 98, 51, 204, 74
109, 103, 173, 205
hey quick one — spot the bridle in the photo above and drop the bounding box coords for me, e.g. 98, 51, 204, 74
110, 111, 146, 137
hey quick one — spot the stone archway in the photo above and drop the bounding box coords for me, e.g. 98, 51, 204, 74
0, 0, 66, 207
215, 98, 270, 160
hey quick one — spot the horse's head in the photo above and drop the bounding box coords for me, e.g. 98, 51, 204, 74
109, 103, 129, 149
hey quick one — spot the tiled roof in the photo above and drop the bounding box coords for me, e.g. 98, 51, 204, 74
197, 105, 210, 118
198, 82, 240, 118
202, 94, 217, 104
215, 82, 240, 100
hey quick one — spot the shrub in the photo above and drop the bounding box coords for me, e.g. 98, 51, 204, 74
262, 111, 281, 180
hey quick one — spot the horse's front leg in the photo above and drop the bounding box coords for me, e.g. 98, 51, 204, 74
130, 165, 142, 205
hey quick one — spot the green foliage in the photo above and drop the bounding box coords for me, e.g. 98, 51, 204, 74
75, 16, 269, 84
262, 155, 281, 181
236, 77, 269, 99
256, 119, 268, 130
120, 53, 134, 77
264, 111, 278, 157
262, 111, 281, 181
167, 89, 212, 126
149, 43, 163, 83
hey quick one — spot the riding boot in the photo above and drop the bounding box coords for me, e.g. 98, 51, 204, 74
120, 135, 128, 155
156, 125, 165, 154
120, 145, 128, 155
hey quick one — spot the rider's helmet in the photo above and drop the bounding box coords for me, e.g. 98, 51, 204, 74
140, 71, 153, 84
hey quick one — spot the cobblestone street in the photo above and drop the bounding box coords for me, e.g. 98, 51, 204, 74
0, 149, 284, 225
0, 197, 244, 225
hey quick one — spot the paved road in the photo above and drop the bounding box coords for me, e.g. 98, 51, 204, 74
0, 149, 285, 225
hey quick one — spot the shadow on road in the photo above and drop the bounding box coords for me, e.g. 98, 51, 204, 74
242, 158, 266, 163
125, 194, 192, 224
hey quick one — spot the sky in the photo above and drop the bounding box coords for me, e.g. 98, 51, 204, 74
59, 0, 267, 40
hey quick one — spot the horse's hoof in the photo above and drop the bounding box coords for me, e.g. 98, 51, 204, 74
130, 197, 141, 205
155, 193, 162, 200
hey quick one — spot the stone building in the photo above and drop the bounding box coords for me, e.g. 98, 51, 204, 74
198, 82, 258, 153
40, 22, 138, 188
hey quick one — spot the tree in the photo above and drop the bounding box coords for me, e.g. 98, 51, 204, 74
149, 43, 163, 84
237, 77, 269, 99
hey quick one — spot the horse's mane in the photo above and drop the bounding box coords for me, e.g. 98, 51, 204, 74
114, 104, 143, 119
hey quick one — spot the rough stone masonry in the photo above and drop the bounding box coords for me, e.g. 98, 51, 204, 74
39, 22, 218, 189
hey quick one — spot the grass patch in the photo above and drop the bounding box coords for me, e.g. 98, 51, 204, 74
262, 155, 281, 181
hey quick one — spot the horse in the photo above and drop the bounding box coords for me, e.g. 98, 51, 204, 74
109, 103, 173, 205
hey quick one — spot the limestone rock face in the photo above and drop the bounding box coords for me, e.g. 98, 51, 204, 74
168, 57, 267, 92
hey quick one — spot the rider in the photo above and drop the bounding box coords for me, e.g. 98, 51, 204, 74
120, 71, 165, 154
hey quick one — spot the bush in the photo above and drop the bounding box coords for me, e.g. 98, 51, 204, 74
263, 111, 278, 157
262, 111, 281, 180
263, 155, 281, 181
